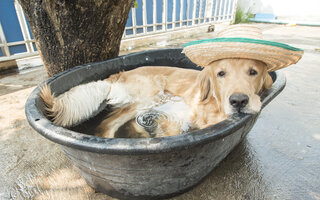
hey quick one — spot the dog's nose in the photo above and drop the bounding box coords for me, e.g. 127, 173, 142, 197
229, 94, 249, 109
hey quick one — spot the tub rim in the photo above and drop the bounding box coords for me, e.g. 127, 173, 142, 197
25, 48, 286, 155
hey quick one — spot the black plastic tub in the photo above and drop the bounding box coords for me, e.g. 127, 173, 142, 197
25, 48, 286, 200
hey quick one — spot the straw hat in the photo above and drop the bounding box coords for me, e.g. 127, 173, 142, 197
182, 25, 303, 71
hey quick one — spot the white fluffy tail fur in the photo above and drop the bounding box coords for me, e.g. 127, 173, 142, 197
40, 81, 111, 127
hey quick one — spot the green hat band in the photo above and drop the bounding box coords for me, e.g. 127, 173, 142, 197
183, 37, 303, 52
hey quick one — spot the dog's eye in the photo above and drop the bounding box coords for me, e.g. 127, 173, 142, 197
217, 71, 226, 77
249, 68, 258, 76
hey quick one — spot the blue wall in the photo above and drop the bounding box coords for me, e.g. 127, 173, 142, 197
0, 0, 27, 55
125, 0, 210, 33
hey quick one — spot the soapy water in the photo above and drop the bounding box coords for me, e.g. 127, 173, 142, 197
133, 94, 195, 137
71, 93, 196, 138
116, 93, 195, 138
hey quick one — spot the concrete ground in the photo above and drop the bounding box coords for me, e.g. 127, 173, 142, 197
0, 24, 320, 200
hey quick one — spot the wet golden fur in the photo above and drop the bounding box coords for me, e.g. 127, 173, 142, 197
40, 58, 273, 138
96, 58, 273, 137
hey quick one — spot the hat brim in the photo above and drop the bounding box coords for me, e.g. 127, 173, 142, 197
182, 37, 304, 71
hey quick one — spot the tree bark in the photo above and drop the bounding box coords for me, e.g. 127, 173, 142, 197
18, 0, 133, 77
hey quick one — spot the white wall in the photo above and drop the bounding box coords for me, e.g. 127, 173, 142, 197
238, 0, 320, 21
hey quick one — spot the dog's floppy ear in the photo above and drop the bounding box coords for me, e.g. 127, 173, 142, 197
198, 70, 213, 102
263, 72, 273, 90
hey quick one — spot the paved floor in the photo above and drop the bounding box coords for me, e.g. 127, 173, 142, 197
0, 24, 320, 200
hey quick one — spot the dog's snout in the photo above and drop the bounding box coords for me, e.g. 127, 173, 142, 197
229, 94, 249, 109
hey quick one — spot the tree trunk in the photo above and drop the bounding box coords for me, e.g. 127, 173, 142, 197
18, 0, 133, 77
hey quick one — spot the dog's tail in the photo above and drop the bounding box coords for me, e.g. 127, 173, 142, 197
40, 84, 55, 114
40, 81, 111, 127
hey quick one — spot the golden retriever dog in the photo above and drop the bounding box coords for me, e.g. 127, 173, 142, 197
40, 58, 273, 138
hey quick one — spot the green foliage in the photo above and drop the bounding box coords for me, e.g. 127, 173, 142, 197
132, 1, 138, 8
234, 7, 254, 24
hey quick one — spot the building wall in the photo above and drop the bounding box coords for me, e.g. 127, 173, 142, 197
1, 0, 236, 58
238, 0, 320, 21
0, 0, 27, 55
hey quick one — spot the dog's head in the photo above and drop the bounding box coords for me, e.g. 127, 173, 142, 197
198, 58, 273, 116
